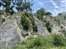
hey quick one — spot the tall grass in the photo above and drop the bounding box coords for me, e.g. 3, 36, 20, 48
7, 34, 66, 49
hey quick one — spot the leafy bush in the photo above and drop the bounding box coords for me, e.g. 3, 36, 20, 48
36, 14, 43, 20
25, 36, 43, 49
33, 25, 38, 32
0, 10, 3, 15
23, 12, 29, 17
36, 8, 45, 20
53, 34, 66, 46
23, 12, 35, 25
45, 22, 51, 32
7, 34, 66, 49
45, 12, 52, 16
33, 37, 42, 47
21, 15, 30, 31
36, 8, 45, 17
5, 6, 10, 13
2, 18, 5, 22
10, 10, 14, 15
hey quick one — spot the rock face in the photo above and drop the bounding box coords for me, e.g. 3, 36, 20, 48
33, 16, 50, 36
0, 14, 66, 48
43, 16, 66, 35
0, 20, 23, 48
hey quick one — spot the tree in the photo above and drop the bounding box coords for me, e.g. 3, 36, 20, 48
16, 0, 33, 12
16, 0, 23, 11
58, 13, 63, 16
58, 12, 66, 19
0, 0, 33, 13
36, 8, 45, 20
0, 0, 2, 7
1, 0, 14, 14
45, 12, 52, 16
5, 6, 10, 13
36, 8, 45, 16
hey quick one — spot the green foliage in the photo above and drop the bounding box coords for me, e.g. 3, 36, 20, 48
58, 13, 63, 16
45, 22, 51, 32
21, 15, 30, 31
33, 25, 38, 32
7, 34, 66, 49
45, 12, 52, 16
36, 8, 45, 20
23, 12, 35, 25
54, 18, 60, 25
23, 12, 30, 17
53, 34, 66, 46
10, 10, 14, 15
23, 12, 37, 32
16, 0, 33, 12
0, 10, 3, 15
2, 18, 5, 22
58, 12, 66, 19
1, 0, 13, 13
36, 14, 43, 20
1, 0, 33, 13
36, 8, 45, 16
5, 6, 10, 13
2, 0, 10, 6
5, 6, 14, 15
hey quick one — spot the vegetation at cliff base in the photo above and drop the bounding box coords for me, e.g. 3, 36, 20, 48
7, 34, 66, 49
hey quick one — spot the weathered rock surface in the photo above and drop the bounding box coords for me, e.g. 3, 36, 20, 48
43, 16, 66, 35
33, 16, 50, 36
0, 14, 66, 48
0, 19, 23, 48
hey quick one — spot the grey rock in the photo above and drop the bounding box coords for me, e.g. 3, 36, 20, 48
0, 20, 23, 48
33, 16, 50, 36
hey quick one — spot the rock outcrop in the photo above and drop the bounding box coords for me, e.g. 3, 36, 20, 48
33, 16, 50, 36
0, 14, 66, 48
0, 19, 23, 48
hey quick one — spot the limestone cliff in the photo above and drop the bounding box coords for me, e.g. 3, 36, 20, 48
0, 14, 66, 48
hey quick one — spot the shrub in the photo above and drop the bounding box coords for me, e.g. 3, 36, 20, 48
45, 22, 51, 32
42, 36, 54, 47
36, 8, 45, 17
26, 36, 43, 48
5, 6, 10, 13
2, 18, 5, 22
36, 8, 45, 20
0, 10, 3, 15
53, 34, 66, 46
36, 14, 43, 20
33, 37, 42, 47
23, 12, 35, 25
10, 10, 14, 15
45, 12, 52, 16
7, 34, 66, 49
33, 25, 38, 32
21, 15, 30, 31
23, 12, 29, 17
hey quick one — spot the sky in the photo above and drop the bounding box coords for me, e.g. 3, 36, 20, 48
32, 0, 66, 16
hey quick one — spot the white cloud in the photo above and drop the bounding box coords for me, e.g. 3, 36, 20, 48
35, 0, 66, 16
50, 0, 59, 8
37, 2, 44, 7
37, 8, 40, 10
61, 0, 65, 7
60, 0, 66, 11
61, 0, 66, 3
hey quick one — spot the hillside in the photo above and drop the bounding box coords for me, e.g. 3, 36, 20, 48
0, 12, 66, 49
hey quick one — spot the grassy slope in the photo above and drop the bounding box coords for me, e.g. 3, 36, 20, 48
7, 34, 66, 49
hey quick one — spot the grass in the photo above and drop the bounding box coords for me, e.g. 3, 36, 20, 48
7, 34, 66, 49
